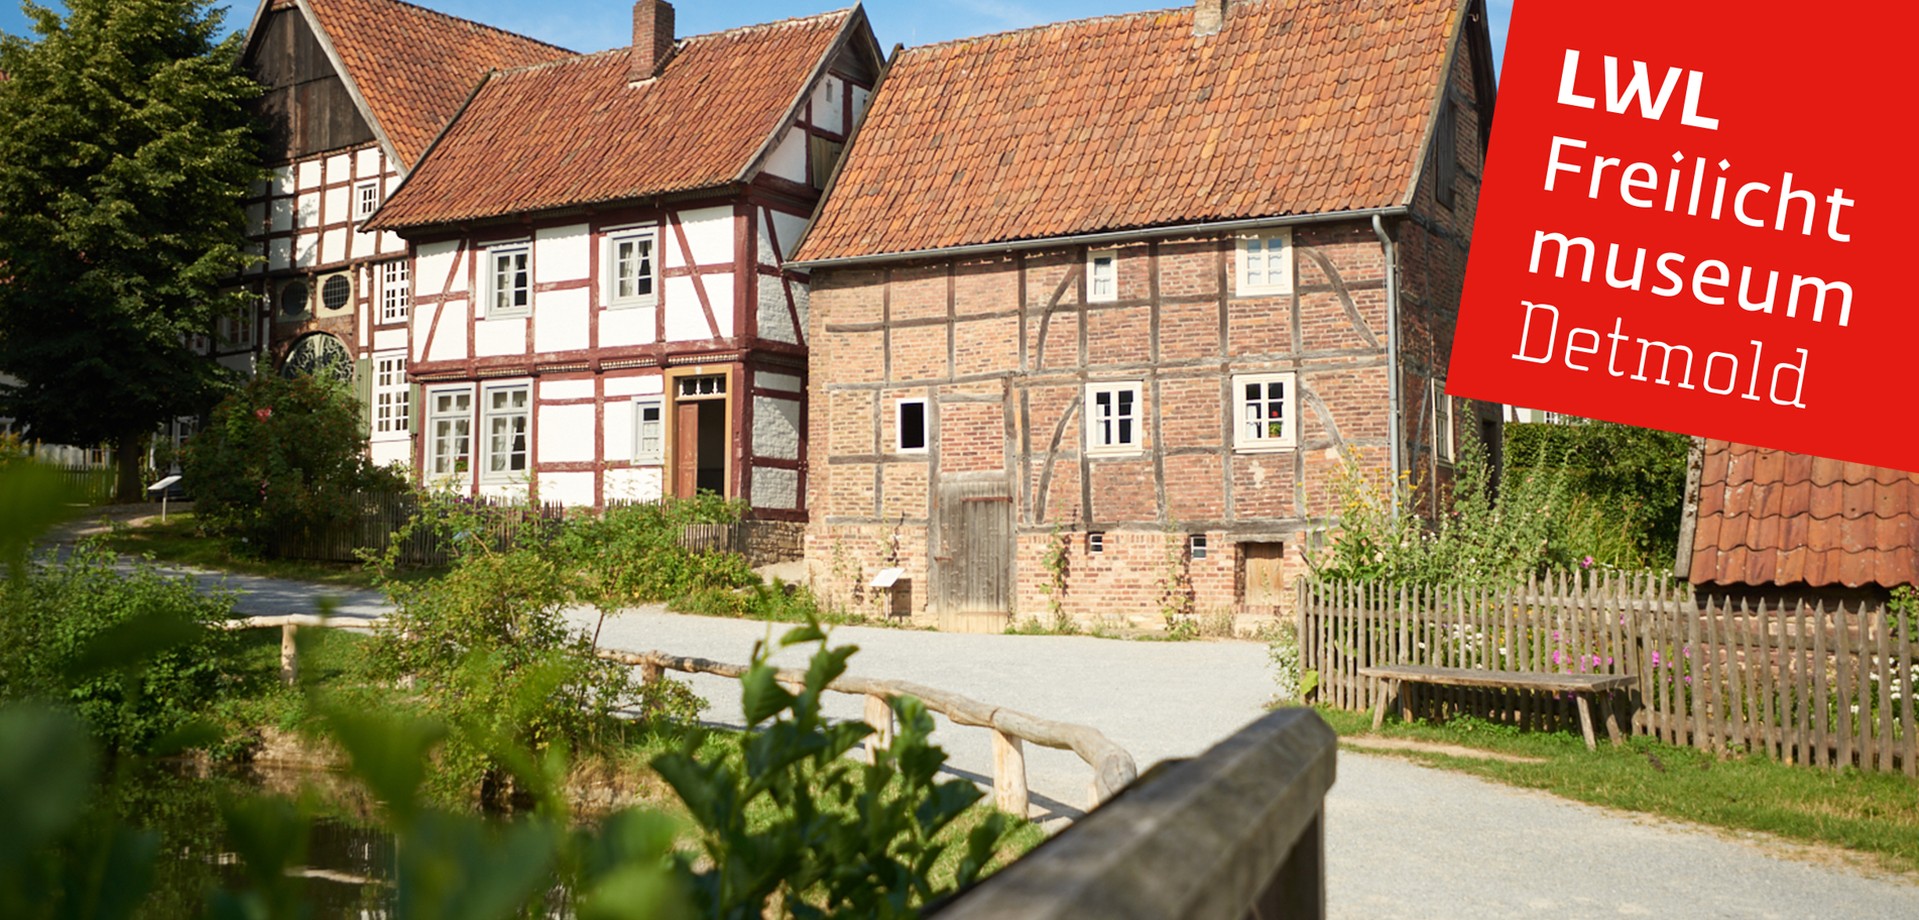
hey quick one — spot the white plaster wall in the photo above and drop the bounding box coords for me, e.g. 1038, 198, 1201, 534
356, 147, 381, 176
297, 160, 321, 190
425, 301, 468, 362
603, 374, 663, 398
370, 439, 410, 469
537, 472, 596, 508
753, 396, 801, 460
416, 241, 460, 295
664, 277, 709, 341
474, 318, 524, 357
534, 224, 590, 282
811, 75, 844, 135
245, 241, 266, 274
771, 212, 809, 262
325, 154, 351, 186
534, 288, 589, 353
541, 378, 594, 400
323, 186, 348, 224
269, 198, 292, 233
320, 228, 346, 265
273, 166, 295, 196
380, 232, 406, 255
791, 281, 810, 335
853, 86, 871, 126
294, 233, 318, 268
605, 467, 663, 504
351, 229, 378, 260
268, 238, 291, 271
604, 400, 634, 462
479, 479, 531, 501
296, 193, 319, 230
757, 371, 802, 393
373, 328, 406, 351
669, 207, 734, 268
536, 403, 595, 463
600, 307, 656, 348
752, 467, 799, 510
765, 130, 807, 184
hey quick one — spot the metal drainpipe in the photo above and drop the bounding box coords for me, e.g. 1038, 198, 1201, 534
1372, 213, 1403, 518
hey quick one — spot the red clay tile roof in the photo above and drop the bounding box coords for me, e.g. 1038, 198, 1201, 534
370, 9, 855, 230
792, 0, 1463, 263
1686, 440, 1919, 589
302, 0, 573, 168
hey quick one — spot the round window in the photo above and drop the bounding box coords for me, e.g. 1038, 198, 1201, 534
321, 275, 351, 312
280, 333, 352, 383
279, 281, 309, 317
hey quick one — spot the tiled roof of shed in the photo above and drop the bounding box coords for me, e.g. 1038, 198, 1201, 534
303, 0, 572, 168
793, 0, 1462, 263
1686, 440, 1919, 589
370, 9, 854, 230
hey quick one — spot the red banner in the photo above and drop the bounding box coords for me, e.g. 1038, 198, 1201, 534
1449, 2, 1911, 471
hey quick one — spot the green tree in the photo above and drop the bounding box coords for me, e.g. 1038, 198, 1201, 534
0, 0, 260, 500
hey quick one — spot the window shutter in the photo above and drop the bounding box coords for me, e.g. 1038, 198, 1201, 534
408, 383, 424, 439
353, 358, 373, 434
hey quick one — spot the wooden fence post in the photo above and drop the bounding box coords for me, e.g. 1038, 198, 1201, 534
992, 730, 1030, 818
864, 693, 894, 764
280, 622, 298, 686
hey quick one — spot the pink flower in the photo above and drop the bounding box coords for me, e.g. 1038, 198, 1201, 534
1581, 555, 1595, 570
255, 407, 273, 421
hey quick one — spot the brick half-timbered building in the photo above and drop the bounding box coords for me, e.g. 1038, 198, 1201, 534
237, 0, 569, 467
368, 3, 882, 523
791, 0, 1500, 629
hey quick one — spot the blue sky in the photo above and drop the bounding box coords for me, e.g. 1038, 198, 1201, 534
3, 0, 1511, 71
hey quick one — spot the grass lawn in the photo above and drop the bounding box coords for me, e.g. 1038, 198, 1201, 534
1316, 705, 1919, 877
98, 512, 441, 589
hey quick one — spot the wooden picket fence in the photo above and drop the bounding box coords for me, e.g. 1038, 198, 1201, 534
1300, 571, 1917, 775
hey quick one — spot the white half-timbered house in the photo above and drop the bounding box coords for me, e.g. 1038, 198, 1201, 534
236, 0, 568, 467
367, 2, 882, 520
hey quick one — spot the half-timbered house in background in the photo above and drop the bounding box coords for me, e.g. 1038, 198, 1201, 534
237, 0, 569, 467
367, 2, 882, 528
791, 0, 1500, 629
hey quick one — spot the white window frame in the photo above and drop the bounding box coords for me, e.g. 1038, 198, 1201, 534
604, 229, 659, 309
1232, 372, 1299, 451
481, 383, 531, 480
485, 243, 532, 318
373, 353, 409, 436
353, 180, 380, 221
1084, 381, 1143, 455
426, 387, 473, 477
1086, 251, 1118, 303
1433, 380, 1456, 464
379, 259, 410, 324
1236, 229, 1293, 296
633, 397, 664, 463
895, 398, 928, 454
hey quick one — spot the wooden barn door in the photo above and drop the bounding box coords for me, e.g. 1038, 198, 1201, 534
934, 476, 1012, 630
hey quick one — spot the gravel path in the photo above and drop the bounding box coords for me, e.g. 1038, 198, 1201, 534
99, 561, 1919, 919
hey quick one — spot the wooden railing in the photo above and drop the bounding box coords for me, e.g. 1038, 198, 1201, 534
932, 709, 1334, 919
1301, 572, 1918, 775
233, 616, 1138, 816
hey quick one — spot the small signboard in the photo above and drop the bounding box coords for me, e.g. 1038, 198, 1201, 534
147, 474, 182, 493
869, 567, 904, 589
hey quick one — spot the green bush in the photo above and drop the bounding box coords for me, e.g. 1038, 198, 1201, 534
184, 373, 405, 552
557, 495, 757, 607
1504, 420, 1689, 566
0, 541, 236, 753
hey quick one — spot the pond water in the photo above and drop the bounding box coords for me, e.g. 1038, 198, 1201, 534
121, 764, 397, 920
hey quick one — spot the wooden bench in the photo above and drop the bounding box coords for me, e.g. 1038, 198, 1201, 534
1358, 665, 1634, 751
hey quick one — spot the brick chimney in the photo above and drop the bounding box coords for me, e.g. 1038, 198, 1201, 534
630, 0, 676, 83
1194, 0, 1226, 37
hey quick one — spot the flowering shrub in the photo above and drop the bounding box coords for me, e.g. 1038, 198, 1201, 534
185, 374, 404, 551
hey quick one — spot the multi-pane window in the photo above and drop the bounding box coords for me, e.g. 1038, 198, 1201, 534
896, 399, 927, 453
677, 375, 726, 399
354, 180, 379, 220
1433, 380, 1456, 463
1087, 252, 1117, 303
607, 231, 657, 307
1237, 230, 1293, 295
1233, 372, 1298, 450
379, 259, 410, 324
633, 398, 663, 462
482, 385, 530, 478
428, 389, 472, 476
487, 245, 531, 316
373, 355, 408, 435
1085, 382, 1141, 452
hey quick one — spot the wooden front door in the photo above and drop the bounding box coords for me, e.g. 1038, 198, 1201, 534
1241, 542, 1287, 609
935, 476, 1013, 620
673, 398, 729, 498
674, 401, 701, 498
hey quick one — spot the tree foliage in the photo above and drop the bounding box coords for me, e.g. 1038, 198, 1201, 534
1504, 420, 1691, 565
184, 373, 404, 551
0, 0, 260, 497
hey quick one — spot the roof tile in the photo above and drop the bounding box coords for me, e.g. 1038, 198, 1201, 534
794, 0, 1461, 262
1687, 439, 1919, 589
